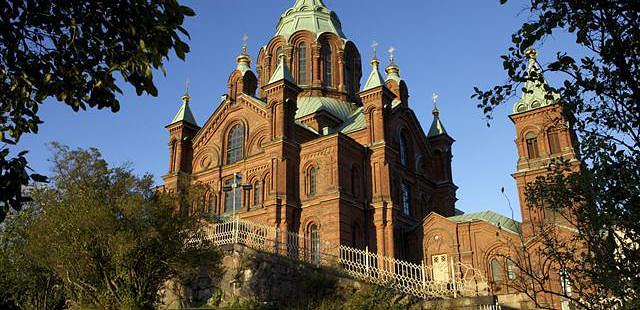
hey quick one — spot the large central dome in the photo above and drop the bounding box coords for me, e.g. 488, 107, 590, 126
275, 0, 345, 40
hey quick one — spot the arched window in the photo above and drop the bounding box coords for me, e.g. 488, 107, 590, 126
351, 222, 360, 248
525, 132, 539, 159
309, 224, 320, 264
399, 132, 408, 166
253, 181, 262, 207
224, 178, 242, 214
169, 140, 178, 173
322, 44, 333, 87
227, 124, 245, 164
298, 43, 308, 85
209, 194, 217, 217
401, 182, 411, 216
263, 174, 270, 201
351, 165, 359, 196
308, 166, 317, 196
491, 258, 503, 283
548, 129, 561, 154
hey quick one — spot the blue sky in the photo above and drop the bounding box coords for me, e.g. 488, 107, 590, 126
18, 0, 578, 221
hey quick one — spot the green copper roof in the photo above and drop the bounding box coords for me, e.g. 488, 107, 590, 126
268, 56, 295, 84
427, 107, 447, 137
276, 0, 345, 40
295, 96, 357, 121
362, 59, 385, 92
449, 210, 521, 235
170, 95, 198, 126
338, 107, 366, 133
513, 48, 560, 114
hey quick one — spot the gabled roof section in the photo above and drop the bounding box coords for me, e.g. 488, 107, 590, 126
512, 48, 560, 114
338, 107, 366, 133
268, 55, 295, 84
296, 96, 357, 121
276, 0, 345, 40
170, 95, 198, 126
362, 59, 385, 92
448, 210, 521, 235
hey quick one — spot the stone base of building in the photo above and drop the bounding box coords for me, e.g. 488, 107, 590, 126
159, 244, 522, 309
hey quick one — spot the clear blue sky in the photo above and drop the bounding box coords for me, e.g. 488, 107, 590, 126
18, 0, 577, 221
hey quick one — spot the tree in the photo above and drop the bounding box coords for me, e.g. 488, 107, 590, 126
0, 143, 220, 309
474, 0, 639, 308
0, 208, 65, 310
0, 0, 195, 222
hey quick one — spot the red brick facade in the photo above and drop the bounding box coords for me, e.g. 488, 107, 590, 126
162, 2, 581, 308
163, 1, 456, 259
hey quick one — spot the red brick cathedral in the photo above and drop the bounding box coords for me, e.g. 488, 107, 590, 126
162, 1, 579, 306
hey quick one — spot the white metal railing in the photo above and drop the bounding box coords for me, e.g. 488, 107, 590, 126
191, 217, 490, 300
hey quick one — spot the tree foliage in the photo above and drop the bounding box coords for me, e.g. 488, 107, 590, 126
474, 0, 639, 308
0, 143, 219, 309
0, 0, 195, 222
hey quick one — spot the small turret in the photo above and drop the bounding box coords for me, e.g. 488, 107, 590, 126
165, 84, 200, 182
384, 46, 408, 106
264, 53, 301, 141
228, 36, 258, 101
359, 42, 394, 144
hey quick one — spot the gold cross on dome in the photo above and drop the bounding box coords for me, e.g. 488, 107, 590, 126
241, 33, 249, 54
388, 46, 395, 63
371, 41, 379, 58
432, 92, 439, 105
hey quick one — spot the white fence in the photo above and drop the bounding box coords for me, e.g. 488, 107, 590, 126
192, 218, 491, 300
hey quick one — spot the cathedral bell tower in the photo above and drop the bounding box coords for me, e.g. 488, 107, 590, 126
510, 48, 581, 238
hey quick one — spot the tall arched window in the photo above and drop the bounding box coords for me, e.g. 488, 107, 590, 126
298, 43, 308, 85
309, 224, 320, 264
525, 132, 539, 159
548, 129, 561, 154
169, 140, 177, 173
227, 124, 245, 164
351, 165, 359, 196
401, 182, 411, 216
491, 258, 503, 284
209, 194, 217, 217
224, 178, 242, 214
308, 166, 317, 196
322, 44, 333, 87
351, 222, 360, 248
253, 181, 262, 207
399, 132, 408, 166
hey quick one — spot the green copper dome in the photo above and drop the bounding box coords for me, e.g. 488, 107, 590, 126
275, 0, 345, 40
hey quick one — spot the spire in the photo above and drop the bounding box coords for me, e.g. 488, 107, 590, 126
268, 53, 294, 84
362, 41, 385, 91
385, 46, 401, 82
428, 92, 447, 137
170, 81, 198, 126
512, 47, 560, 114
236, 34, 252, 74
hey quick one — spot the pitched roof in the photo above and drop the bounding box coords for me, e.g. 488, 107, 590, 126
448, 210, 521, 235
268, 56, 295, 84
362, 59, 385, 91
512, 48, 560, 114
296, 96, 357, 121
427, 115, 447, 137
170, 98, 198, 126
427, 107, 447, 137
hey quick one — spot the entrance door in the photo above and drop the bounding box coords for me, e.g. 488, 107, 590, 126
432, 254, 450, 282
